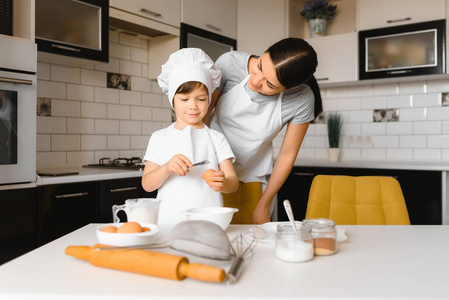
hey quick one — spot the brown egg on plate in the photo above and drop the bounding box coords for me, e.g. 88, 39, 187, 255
101, 225, 118, 233
116, 221, 143, 233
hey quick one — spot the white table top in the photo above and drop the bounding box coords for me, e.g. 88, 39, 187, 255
1, 224, 449, 299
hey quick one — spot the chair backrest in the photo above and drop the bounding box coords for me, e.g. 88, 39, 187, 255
305, 175, 410, 225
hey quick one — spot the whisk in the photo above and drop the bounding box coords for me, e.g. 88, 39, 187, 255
226, 231, 257, 284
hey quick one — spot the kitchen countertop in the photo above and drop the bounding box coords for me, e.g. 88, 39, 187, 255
35, 167, 143, 186
293, 159, 449, 171
3, 159, 449, 190
0, 224, 448, 299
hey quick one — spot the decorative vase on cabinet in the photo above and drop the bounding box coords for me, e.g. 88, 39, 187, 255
301, 0, 337, 38
308, 18, 327, 37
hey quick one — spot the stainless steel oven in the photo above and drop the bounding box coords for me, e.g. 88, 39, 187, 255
0, 36, 37, 185
0, 71, 36, 185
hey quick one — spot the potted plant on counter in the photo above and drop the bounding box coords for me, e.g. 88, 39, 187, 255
300, 0, 337, 38
326, 112, 343, 162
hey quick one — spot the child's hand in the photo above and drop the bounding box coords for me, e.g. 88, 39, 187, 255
203, 170, 225, 192
165, 154, 193, 176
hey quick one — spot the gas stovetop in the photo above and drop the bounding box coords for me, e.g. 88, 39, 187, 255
83, 157, 145, 170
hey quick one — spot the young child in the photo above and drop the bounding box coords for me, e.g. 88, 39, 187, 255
141, 48, 239, 224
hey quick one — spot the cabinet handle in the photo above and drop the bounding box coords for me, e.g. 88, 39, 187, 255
107, 187, 138, 193
316, 78, 329, 81
52, 44, 81, 52
292, 172, 315, 176
387, 17, 411, 23
206, 24, 222, 32
140, 8, 162, 18
0, 77, 33, 85
54, 192, 89, 199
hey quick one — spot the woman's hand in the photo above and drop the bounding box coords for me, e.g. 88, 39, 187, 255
252, 203, 270, 224
165, 154, 193, 176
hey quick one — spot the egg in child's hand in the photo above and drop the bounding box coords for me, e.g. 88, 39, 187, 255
202, 169, 215, 184
116, 222, 143, 233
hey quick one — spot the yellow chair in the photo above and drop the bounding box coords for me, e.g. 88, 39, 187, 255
305, 175, 410, 225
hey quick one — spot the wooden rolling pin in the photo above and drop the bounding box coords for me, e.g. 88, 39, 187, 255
65, 245, 225, 283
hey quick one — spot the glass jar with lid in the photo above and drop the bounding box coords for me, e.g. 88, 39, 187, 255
275, 222, 314, 263
303, 218, 337, 256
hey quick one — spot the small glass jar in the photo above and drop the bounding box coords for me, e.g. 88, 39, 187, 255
303, 218, 337, 256
275, 222, 314, 263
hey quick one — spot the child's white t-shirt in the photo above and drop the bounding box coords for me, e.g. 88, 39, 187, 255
143, 124, 235, 224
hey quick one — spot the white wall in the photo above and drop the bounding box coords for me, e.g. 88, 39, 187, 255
35, 31, 171, 170
274, 80, 449, 162
35, 30, 449, 169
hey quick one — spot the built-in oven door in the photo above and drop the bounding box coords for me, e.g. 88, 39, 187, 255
0, 71, 36, 185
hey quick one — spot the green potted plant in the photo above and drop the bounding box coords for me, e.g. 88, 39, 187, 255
300, 0, 337, 38
326, 112, 343, 161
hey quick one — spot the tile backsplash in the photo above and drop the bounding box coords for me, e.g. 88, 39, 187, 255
273, 79, 449, 162
36, 31, 172, 169
36, 31, 449, 169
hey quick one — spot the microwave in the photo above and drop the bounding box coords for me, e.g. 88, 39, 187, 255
35, 0, 109, 62
180, 23, 237, 62
359, 20, 446, 80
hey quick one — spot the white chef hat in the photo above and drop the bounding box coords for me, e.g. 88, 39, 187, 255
157, 48, 221, 108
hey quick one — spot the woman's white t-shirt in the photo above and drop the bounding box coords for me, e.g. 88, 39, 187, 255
215, 51, 315, 126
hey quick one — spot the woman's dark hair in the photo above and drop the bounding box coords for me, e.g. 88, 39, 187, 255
266, 38, 323, 118
175, 81, 208, 95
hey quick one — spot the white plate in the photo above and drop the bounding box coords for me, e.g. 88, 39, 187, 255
336, 226, 348, 242
250, 222, 290, 244
96, 223, 159, 247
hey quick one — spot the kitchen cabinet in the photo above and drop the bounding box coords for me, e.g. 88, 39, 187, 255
35, 0, 109, 63
237, 0, 303, 54
3, 0, 34, 41
109, 0, 181, 28
0, 187, 38, 265
181, 0, 237, 39
306, 32, 357, 85
277, 167, 442, 225
96, 177, 157, 223
358, 0, 446, 31
38, 182, 95, 245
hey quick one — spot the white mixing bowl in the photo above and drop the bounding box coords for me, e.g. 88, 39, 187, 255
183, 207, 238, 230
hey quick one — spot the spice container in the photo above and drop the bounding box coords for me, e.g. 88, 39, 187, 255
275, 222, 313, 263
303, 218, 337, 256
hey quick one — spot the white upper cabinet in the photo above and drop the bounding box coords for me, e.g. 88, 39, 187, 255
307, 32, 357, 85
358, 0, 446, 31
109, 0, 181, 28
181, 0, 237, 39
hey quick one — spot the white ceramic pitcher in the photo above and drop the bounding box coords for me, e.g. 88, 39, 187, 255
112, 198, 161, 224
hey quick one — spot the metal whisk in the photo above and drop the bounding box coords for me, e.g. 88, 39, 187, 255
226, 231, 257, 285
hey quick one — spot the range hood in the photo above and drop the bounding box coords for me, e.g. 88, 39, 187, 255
109, 7, 179, 38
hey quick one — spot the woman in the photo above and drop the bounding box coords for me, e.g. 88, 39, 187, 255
206, 38, 323, 224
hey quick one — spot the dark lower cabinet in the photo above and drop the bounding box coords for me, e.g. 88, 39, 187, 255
96, 177, 156, 223
1, 176, 156, 264
38, 182, 95, 245
0, 188, 38, 265
277, 167, 442, 225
